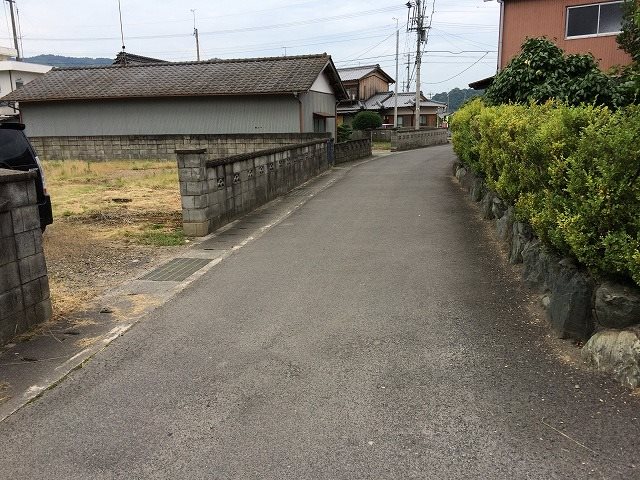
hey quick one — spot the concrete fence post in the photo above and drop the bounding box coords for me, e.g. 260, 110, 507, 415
0, 169, 52, 345
176, 149, 209, 237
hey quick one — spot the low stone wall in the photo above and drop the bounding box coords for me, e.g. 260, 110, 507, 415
371, 129, 393, 142
334, 139, 372, 164
30, 133, 330, 161
453, 162, 640, 388
177, 140, 329, 236
0, 169, 52, 345
391, 128, 448, 152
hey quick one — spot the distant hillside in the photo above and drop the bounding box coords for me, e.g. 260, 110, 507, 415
23, 54, 113, 68
432, 88, 483, 113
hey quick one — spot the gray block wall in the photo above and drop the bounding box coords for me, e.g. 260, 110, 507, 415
391, 128, 448, 152
30, 133, 330, 162
0, 169, 52, 344
177, 140, 329, 236
335, 139, 372, 164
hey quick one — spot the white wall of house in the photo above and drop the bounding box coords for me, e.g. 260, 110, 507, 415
0, 61, 51, 116
20, 95, 304, 137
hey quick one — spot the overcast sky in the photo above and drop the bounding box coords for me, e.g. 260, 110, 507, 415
0, 0, 500, 94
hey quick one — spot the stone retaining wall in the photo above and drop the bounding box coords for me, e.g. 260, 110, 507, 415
334, 139, 372, 164
176, 140, 329, 236
30, 133, 330, 161
391, 128, 448, 152
0, 169, 52, 345
453, 161, 640, 388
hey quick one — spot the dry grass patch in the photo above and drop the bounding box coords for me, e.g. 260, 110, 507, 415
39, 159, 187, 325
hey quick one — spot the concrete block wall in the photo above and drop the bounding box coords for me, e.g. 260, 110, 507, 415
0, 169, 52, 344
177, 140, 329, 236
335, 139, 372, 164
30, 133, 330, 161
391, 128, 448, 152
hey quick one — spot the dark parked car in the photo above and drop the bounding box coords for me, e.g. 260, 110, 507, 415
0, 123, 53, 230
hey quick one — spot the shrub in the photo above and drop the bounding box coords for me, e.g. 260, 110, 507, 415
337, 123, 352, 143
485, 38, 627, 107
450, 98, 484, 173
451, 101, 640, 286
352, 111, 382, 131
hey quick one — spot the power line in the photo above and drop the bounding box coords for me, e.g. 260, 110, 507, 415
424, 52, 489, 84
20, 6, 403, 42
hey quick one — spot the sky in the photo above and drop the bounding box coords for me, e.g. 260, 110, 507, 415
0, 0, 500, 94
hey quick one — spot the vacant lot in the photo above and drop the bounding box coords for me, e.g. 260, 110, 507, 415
41, 160, 187, 323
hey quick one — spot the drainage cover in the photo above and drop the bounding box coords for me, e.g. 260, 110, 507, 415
140, 258, 212, 282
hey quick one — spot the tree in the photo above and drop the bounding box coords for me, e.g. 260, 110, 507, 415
616, 0, 640, 104
618, 0, 640, 63
485, 38, 626, 107
432, 88, 482, 113
351, 111, 383, 131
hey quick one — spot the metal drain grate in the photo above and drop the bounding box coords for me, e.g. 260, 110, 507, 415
140, 258, 212, 282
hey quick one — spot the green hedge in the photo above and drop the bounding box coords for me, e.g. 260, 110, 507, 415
451, 99, 640, 286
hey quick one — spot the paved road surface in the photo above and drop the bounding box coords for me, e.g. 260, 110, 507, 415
1, 145, 638, 479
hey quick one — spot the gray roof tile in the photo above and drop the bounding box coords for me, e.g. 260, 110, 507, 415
3, 53, 347, 102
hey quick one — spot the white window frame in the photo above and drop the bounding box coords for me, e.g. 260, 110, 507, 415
565, 1, 624, 40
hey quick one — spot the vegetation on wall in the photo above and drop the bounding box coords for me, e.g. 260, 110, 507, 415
451, 99, 640, 286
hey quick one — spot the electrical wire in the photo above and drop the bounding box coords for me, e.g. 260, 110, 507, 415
424, 51, 489, 84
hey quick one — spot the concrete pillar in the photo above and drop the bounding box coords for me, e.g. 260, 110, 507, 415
176, 149, 209, 237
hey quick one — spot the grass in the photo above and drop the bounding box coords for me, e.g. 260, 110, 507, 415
44, 160, 179, 218
373, 140, 392, 150
42, 159, 184, 245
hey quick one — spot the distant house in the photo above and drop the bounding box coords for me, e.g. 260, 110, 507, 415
112, 51, 168, 66
1, 54, 347, 138
0, 46, 51, 121
470, 0, 632, 90
366, 92, 446, 128
336, 64, 395, 125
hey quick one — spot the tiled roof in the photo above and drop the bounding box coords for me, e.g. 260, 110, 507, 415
112, 51, 168, 66
2, 53, 347, 102
360, 92, 447, 110
337, 64, 395, 83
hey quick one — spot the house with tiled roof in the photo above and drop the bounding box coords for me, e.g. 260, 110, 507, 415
1, 53, 347, 139
336, 64, 395, 125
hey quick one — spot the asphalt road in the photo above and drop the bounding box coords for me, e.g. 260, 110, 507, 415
1, 145, 639, 479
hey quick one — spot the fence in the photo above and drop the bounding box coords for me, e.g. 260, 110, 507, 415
176, 140, 329, 236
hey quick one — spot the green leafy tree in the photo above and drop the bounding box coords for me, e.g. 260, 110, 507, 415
485, 38, 625, 107
351, 111, 383, 131
618, 0, 640, 62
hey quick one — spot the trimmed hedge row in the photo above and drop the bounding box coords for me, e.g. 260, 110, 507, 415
451, 99, 640, 286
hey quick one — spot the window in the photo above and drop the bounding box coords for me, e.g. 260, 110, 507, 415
313, 115, 326, 133
15, 78, 23, 89
397, 116, 404, 127
566, 1, 623, 38
419, 115, 427, 126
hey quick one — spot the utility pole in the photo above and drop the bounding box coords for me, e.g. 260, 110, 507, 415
5, 0, 21, 61
405, 53, 411, 92
393, 18, 399, 129
191, 9, 201, 61
407, 0, 428, 130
